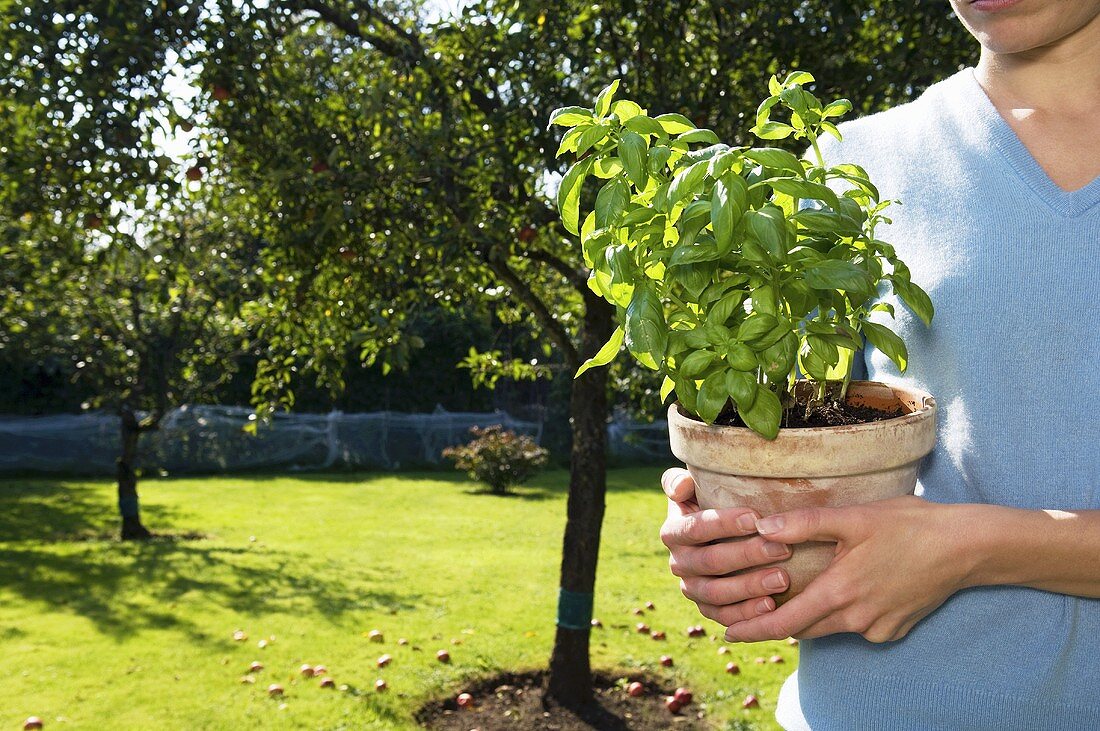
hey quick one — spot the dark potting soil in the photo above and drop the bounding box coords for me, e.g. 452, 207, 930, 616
415, 670, 716, 730
713, 399, 906, 429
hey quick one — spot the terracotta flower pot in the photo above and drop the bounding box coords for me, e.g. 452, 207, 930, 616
667, 380, 936, 604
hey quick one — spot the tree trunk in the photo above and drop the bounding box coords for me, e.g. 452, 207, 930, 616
546, 300, 614, 707
118, 408, 151, 540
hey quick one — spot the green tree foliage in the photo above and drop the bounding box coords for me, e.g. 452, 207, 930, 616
0, 0, 975, 702
1, 190, 258, 537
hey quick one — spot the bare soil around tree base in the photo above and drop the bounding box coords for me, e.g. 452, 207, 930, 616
415, 671, 716, 730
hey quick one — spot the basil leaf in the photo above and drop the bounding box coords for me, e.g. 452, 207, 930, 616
696, 371, 730, 424
892, 278, 935, 327
725, 369, 757, 409
549, 106, 594, 128
738, 385, 782, 440
594, 80, 620, 117
618, 131, 649, 189
678, 349, 719, 379
744, 147, 804, 176
804, 260, 874, 295
667, 160, 709, 207
557, 157, 593, 235
861, 320, 908, 372
575, 326, 624, 378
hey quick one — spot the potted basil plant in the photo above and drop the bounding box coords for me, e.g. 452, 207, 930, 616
549, 71, 937, 603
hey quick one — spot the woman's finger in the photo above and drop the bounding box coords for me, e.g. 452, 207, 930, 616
680, 567, 789, 605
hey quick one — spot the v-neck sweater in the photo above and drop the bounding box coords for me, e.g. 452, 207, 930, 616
775, 68, 1100, 730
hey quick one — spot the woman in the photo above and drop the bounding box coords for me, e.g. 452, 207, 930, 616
659, 1, 1100, 728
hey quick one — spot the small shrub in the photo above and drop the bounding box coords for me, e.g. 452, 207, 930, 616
443, 426, 549, 495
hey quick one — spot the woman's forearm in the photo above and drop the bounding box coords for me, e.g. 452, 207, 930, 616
959, 504, 1100, 598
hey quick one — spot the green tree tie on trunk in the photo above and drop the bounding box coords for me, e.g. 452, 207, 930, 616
556, 588, 595, 630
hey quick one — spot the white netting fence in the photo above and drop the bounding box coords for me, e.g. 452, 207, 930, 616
0, 405, 671, 474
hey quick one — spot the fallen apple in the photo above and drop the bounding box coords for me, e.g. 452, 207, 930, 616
635, 623, 650, 634
659, 655, 674, 667
788, 637, 799, 646
626, 681, 644, 698
632, 608, 645, 616
769, 655, 785, 664
436, 650, 450, 663
590, 618, 602, 628
742, 694, 760, 709
240, 675, 256, 684
24, 716, 44, 730
645, 601, 656, 610
232, 630, 247, 642
664, 695, 682, 714
257, 639, 268, 649
725, 662, 741, 675
267, 683, 284, 697
687, 625, 706, 638
320, 677, 336, 689
650, 630, 666, 641
456, 692, 473, 708
397, 638, 409, 646
377, 655, 392, 668
717, 646, 729, 655
754, 657, 766, 664
300, 664, 315, 676
249, 661, 263, 673
368, 629, 384, 643
374, 679, 387, 692
673, 687, 693, 705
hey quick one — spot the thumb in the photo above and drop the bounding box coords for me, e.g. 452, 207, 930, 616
661, 467, 697, 504
754, 506, 863, 544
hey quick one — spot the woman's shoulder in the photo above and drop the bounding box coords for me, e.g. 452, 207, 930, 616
821, 69, 973, 170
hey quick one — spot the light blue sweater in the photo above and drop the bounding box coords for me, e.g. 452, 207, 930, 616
777, 68, 1100, 730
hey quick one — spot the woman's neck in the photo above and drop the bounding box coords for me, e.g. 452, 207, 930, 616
972, 14, 1100, 192
975, 15, 1100, 113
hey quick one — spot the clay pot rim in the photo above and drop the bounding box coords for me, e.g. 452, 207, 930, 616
668, 380, 936, 437
667, 381, 938, 476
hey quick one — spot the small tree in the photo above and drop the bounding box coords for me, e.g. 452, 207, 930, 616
1, 196, 256, 538
443, 426, 550, 495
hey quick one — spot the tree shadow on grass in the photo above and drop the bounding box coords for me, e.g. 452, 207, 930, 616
0, 480, 420, 643
0, 540, 420, 643
0, 478, 193, 542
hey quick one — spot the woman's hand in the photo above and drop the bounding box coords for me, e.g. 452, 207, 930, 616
722, 495, 975, 643
660, 467, 794, 625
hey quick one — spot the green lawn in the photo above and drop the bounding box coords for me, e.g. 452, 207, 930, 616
0, 469, 792, 730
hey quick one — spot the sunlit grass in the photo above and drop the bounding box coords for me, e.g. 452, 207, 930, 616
0, 469, 789, 729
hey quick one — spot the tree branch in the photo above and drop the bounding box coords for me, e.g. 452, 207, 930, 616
296, 0, 414, 61
524, 249, 589, 295
485, 255, 580, 371
351, 0, 425, 54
